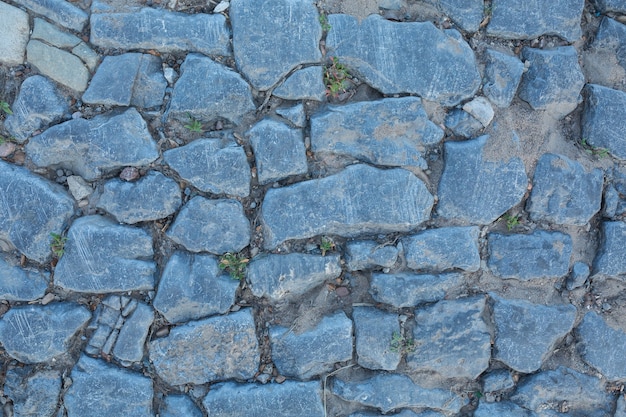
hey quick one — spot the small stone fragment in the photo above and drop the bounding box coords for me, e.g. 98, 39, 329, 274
566, 262, 590, 290
402, 226, 480, 272
353, 307, 400, 371
577, 311, 626, 381
67, 176, 93, 201
112, 302, 153, 365
369, 272, 462, 308
483, 49, 525, 108
463, 97, 495, 127
345, 240, 398, 271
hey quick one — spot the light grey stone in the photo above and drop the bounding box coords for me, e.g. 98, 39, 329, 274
577, 311, 626, 381
160, 395, 203, 417
483, 49, 525, 108
463, 96, 494, 127
474, 402, 535, 417
353, 306, 400, 371
274, 66, 326, 101
566, 262, 590, 290
112, 302, 153, 365
72, 42, 99, 71
0, 2, 29, 65
370, 272, 462, 308
593, 221, 626, 279
0, 254, 49, 301
67, 175, 92, 201
13, 0, 88, 31
276, 103, 307, 127
482, 370, 515, 393
582, 84, 626, 160
402, 226, 480, 272
5, 368, 61, 417
345, 240, 398, 271
444, 108, 484, 138
31, 18, 80, 48
26, 40, 90, 92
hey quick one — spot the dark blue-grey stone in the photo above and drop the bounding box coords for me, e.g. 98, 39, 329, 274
0, 160, 75, 263
593, 221, 626, 279
149, 309, 259, 385
345, 240, 398, 271
276, 103, 307, 127
370, 272, 462, 308
247, 253, 341, 301
353, 306, 400, 371
247, 119, 307, 185
436, 135, 527, 224
594, 0, 626, 13
161, 395, 203, 417
97, 171, 181, 224
586, 18, 626, 91
474, 402, 535, 417
112, 302, 153, 365
230, 0, 322, 90
26, 108, 159, 181
310, 97, 443, 170
482, 370, 515, 393
261, 164, 434, 249
168, 54, 255, 126
577, 311, 626, 381
273, 66, 326, 101
166, 196, 250, 255
488, 230, 573, 280
54, 215, 156, 293
616, 395, 626, 417
566, 262, 590, 290
153, 251, 238, 323
64, 355, 153, 417
402, 226, 480, 272
582, 84, 626, 160
487, 0, 583, 41
348, 412, 443, 417
444, 108, 484, 138
0, 303, 91, 364
4, 75, 69, 142
0, 254, 49, 301
5, 368, 61, 417
202, 381, 324, 417
326, 14, 480, 105
270, 311, 353, 379
406, 297, 490, 379
13, 0, 88, 31
426, 0, 484, 32
483, 49, 525, 108
527, 153, 603, 225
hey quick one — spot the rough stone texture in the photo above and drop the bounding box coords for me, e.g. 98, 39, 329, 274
426, 0, 483, 33
444, 108, 484, 138
593, 221, 626, 279
326, 14, 480, 105
348, 412, 441, 417
26, 40, 90, 92
166, 196, 250, 255
202, 381, 324, 417
161, 395, 203, 417
0, 2, 30, 65
345, 240, 398, 271
585, 18, 626, 92
72, 41, 99, 71
406, 297, 490, 379
54, 215, 156, 293
67, 175, 93, 201
230, 0, 322, 90
617, 395, 626, 417
168, 54, 255, 126
582, 84, 626, 160
527, 153, 604, 225
0, 254, 49, 301
273, 66, 326, 101
491, 295, 576, 373
112, 302, 153, 365
436, 135, 528, 224
482, 370, 515, 393
0, 160, 75, 263
353, 306, 400, 371
247, 118, 308, 184
270, 311, 353, 379
64, 355, 153, 417
4, 368, 61, 417
153, 251, 238, 323
310, 97, 443, 170
567, 261, 590, 290
13, 0, 88, 31
474, 402, 535, 417
247, 253, 342, 301
149, 309, 259, 385
26, 107, 159, 181
463, 96, 495, 127
31, 17, 81, 48
577, 311, 626, 381
483, 49, 525, 108
604, 166, 626, 219
276, 103, 306, 127
402, 226, 480, 272
370, 272, 462, 308
261, 164, 434, 249
97, 171, 181, 224
487, 0, 584, 41
594, 0, 626, 12
0, 303, 91, 364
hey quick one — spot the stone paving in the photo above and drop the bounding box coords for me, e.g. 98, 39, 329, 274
1, 0, 626, 416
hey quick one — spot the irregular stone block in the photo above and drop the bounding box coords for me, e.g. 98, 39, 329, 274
402, 226, 480, 272
483, 49, 525, 108
261, 164, 434, 249
593, 221, 626, 279
594, 0, 626, 12
566, 262, 590, 290
67, 175, 93, 201
370, 272, 462, 308
72, 41, 99, 71
0, 2, 29, 65
345, 240, 398, 271
326, 14, 480, 105
31, 17, 81, 48
582, 84, 626, 160
5, 368, 61, 417
463, 96, 494, 127
13, 0, 88, 31
26, 40, 89, 92
353, 307, 400, 371
444, 108, 484, 138
276, 103, 306, 127
310, 97, 443, 170
426, 0, 483, 32
161, 395, 203, 417
273, 66, 326, 101
482, 370, 515, 393
112, 302, 153, 365
577, 311, 626, 381
0, 254, 49, 301
474, 402, 534, 417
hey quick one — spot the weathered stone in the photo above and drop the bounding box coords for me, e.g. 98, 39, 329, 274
474, 402, 535, 417
436, 135, 528, 224
72, 41, 99, 71
527, 153, 603, 225
488, 230, 573, 280
348, 411, 442, 417
112, 302, 153, 365
149, 309, 259, 385
463, 97, 495, 127
483, 49, 525, 108
353, 307, 400, 371
0, 303, 90, 364
270, 311, 353, 379
54, 216, 156, 293
403, 226, 480, 272
406, 297, 490, 379
444, 108, 484, 138
594, 0, 626, 13
276, 103, 307, 127
566, 262, 590, 290
5, 368, 61, 417
161, 395, 203, 417
13, 0, 88, 31
482, 370, 515, 393
166, 196, 250, 254
326, 14, 480, 105
310, 97, 443, 170
67, 176, 92, 201
26, 40, 90, 92
577, 311, 626, 381
0, 2, 29, 65
31, 17, 81, 48
26, 108, 159, 181
0, 254, 49, 301
261, 164, 434, 249
0, 160, 75, 263
616, 395, 626, 417
426, 0, 483, 32
370, 272, 462, 308
582, 84, 626, 160
345, 240, 398, 271
274, 66, 326, 101
584, 17, 626, 92
593, 221, 626, 279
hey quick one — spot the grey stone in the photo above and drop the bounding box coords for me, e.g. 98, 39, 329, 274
274, 66, 326, 101
444, 108, 484, 138
261, 164, 434, 249
370, 272, 462, 308
348, 412, 442, 417
482, 370, 515, 393
64, 356, 153, 417
406, 297, 490, 379
345, 240, 398, 271
149, 309, 259, 385
616, 395, 626, 417
310, 97, 443, 170
276, 103, 307, 127
0, 303, 90, 364
153, 251, 238, 324
97, 171, 181, 224
202, 381, 324, 417
31, 18, 80, 48
353, 307, 400, 371
484, 49, 525, 108
5, 368, 61, 417
166, 196, 250, 254
577, 311, 626, 381
168, 54, 255, 126
463, 96, 495, 127
584, 17, 626, 92
326, 14, 480, 105
160, 395, 203, 417
332, 373, 468, 414
230, 0, 322, 90
593, 222, 626, 279
402, 226, 480, 272
595, 0, 626, 13
26, 108, 159, 181
13, 0, 88, 31
0, 2, 29, 65
247, 253, 341, 301
0, 254, 49, 301
474, 402, 535, 417
487, 0, 583, 41
247, 118, 307, 184
26, 40, 90, 92
488, 230, 573, 280
54, 215, 156, 293
582, 84, 626, 160
67, 176, 93, 201
0, 160, 75, 263
426, 0, 483, 32
566, 262, 590, 290
436, 135, 528, 224
112, 302, 153, 365
270, 311, 353, 379
518, 46, 585, 118
527, 153, 603, 225
72, 42, 99, 71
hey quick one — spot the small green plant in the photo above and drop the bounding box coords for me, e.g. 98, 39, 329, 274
50, 233, 67, 258
219, 252, 249, 280
0, 135, 15, 145
184, 114, 203, 133
581, 138, 610, 158
0, 101, 12, 115
324, 57, 350, 98
319, 14, 331, 32
320, 236, 335, 256
390, 331, 416, 354
504, 214, 520, 231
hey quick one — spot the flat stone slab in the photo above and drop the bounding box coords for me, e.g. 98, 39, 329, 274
582, 83, 626, 160
26, 40, 90, 92
0, 2, 29, 65
261, 164, 434, 249
593, 221, 626, 279
149, 309, 259, 385
402, 226, 480, 272
26, 107, 159, 181
273, 66, 326, 101
31, 17, 81, 49
0, 303, 91, 364
345, 240, 398, 271
483, 49, 525, 108
370, 272, 462, 308
488, 230, 573, 280
13, 0, 88, 31
112, 302, 153, 366
353, 306, 401, 371
310, 97, 443, 170
326, 14, 480, 105
0, 254, 49, 302
5, 368, 61, 417
577, 311, 626, 381
54, 215, 156, 293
